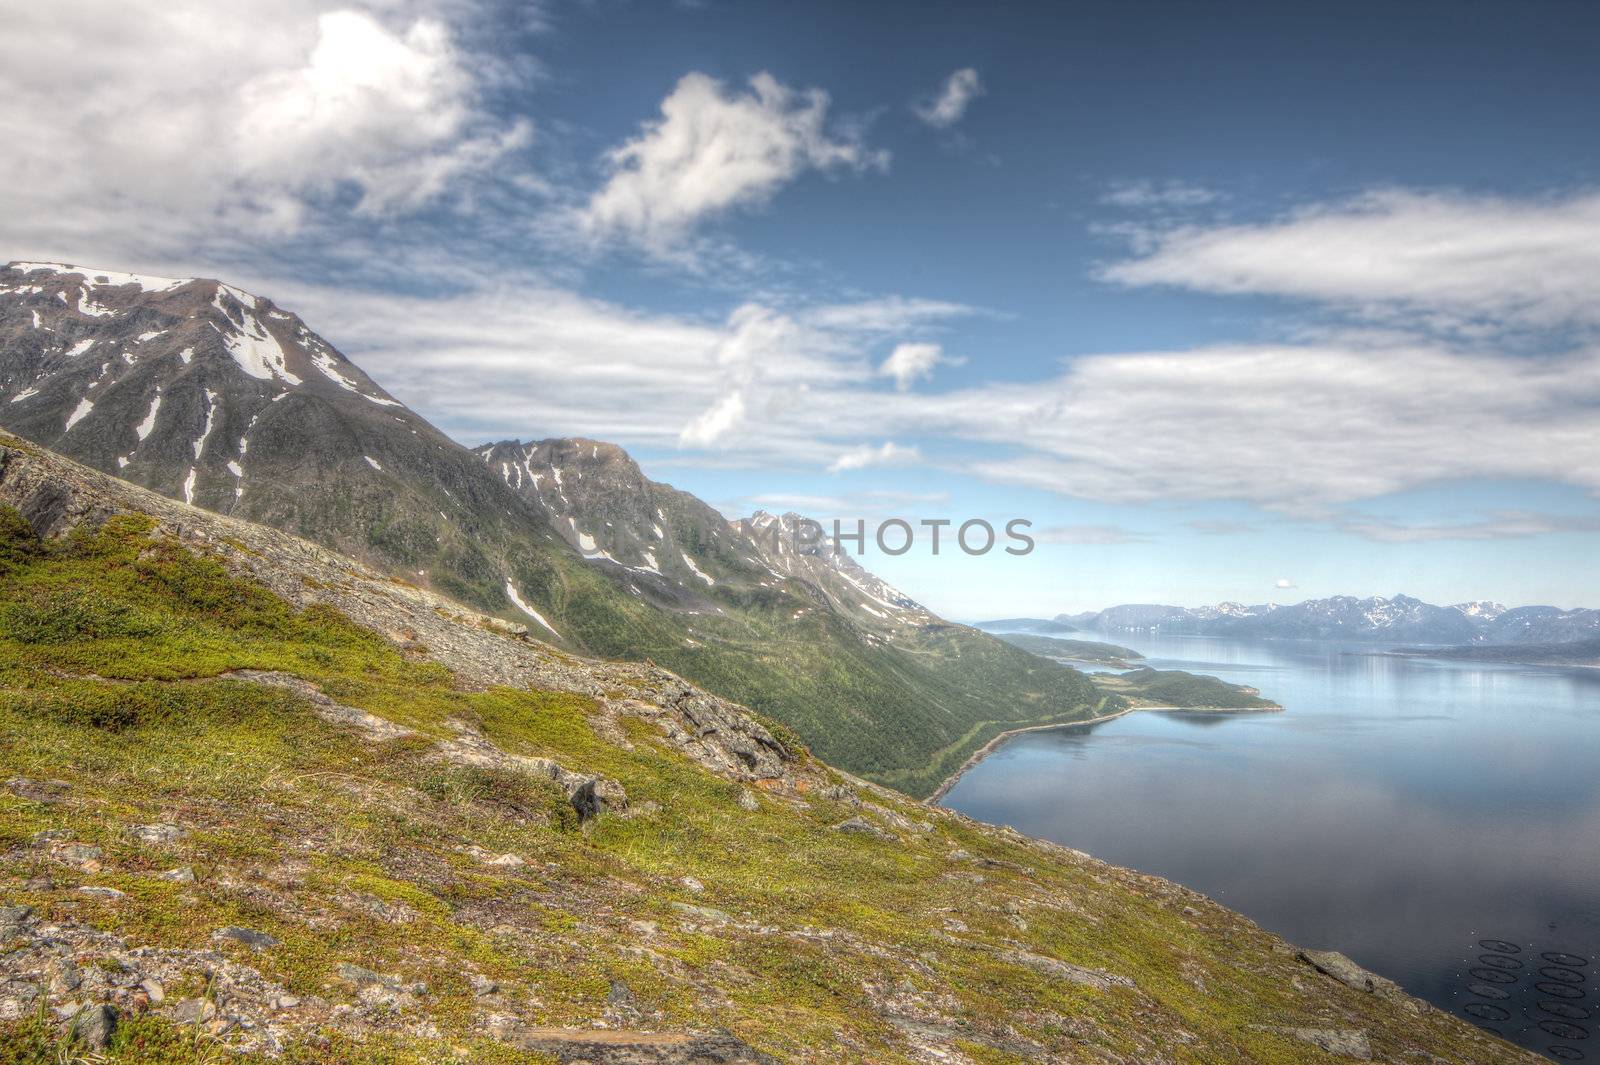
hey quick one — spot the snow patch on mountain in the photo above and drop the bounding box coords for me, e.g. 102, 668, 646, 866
681, 552, 715, 586
504, 580, 561, 638
65, 397, 94, 430
134, 390, 162, 441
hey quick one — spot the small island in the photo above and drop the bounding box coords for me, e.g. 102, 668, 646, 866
1091, 666, 1282, 710
994, 632, 1145, 668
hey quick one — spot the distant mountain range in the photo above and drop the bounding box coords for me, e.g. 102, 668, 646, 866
1053, 595, 1600, 645
0, 260, 1103, 796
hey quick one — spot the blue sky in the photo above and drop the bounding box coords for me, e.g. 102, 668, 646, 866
5, 0, 1600, 616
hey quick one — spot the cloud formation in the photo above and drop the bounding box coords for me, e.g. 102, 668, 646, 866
878, 342, 964, 390
915, 68, 983, 128
0, 1, 528, 265
582, 71, 887, 248
827, 442, 922, 474
1101, 180, 1219, 209
1101, 188, 1600, 332
1340, 510, 1600, 543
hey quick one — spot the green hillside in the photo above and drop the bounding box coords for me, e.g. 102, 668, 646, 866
0, 504, 1520, 1063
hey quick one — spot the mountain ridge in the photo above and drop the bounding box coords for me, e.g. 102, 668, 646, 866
0, 260, 1103, 797
1059, 593, 1600, 645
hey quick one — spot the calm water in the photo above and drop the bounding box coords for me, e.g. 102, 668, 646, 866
941, 631, 1600, 1059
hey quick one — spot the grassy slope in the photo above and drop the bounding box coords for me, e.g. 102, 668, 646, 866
0, 510, 1520, 1063
10, 415, 1105, 798
523, 490, 1108, 798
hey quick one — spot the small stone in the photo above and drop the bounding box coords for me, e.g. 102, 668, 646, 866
485, 853, 526, 868
213, 926, 279, 951
50, 959, 82, 994
57, 843, 103, 868
158, 866, 196, 883
832, 816, 894, 841
737, 789, 759, 812
140, 978, 165, 1004
7, 778, 70, 803
77, 885, 126, 899
272, 994, 301, 1009
1297, 950, 1397, 996
131, 823, 184, 845
669, 902, 732, 924
170, 997, 216, 1025
69, 1003, 118, 1050
679, 875, 705, 894
1259, 1026, 1372, 1060
337, 962, 389, 988
468, 973, 498, 996
0, 904, 34, 927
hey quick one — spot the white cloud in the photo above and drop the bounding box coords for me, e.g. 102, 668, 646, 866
935, 339, 1600, 507
1101, 188, 1600, 332
1101, 179, 1220, 209
827, 442, 921, 474
1274, 578, 1295, 589
679, 391, 747, 447
275, 274, 1600, 512
0, 1, 528, 266
1340, 510, 1600, 543
914, 68, 983, 128
582, 71, 887, 247
878, 341, 964, 390
806, 296, 975, 333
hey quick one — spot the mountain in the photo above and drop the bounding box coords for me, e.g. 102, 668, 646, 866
1067, 594, 1600, 645
0, 434, 1519, 1063
473, 439, 1109, 796
0, 261, 1104, 797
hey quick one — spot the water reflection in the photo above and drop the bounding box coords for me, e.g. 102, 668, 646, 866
942, 631, 1600, 1057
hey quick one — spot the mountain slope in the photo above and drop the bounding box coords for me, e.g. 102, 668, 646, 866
0, 262, 1103, 797
0, 434, 1529, 1063
475, 439, 1111, 797
1067, 594, 1600, 645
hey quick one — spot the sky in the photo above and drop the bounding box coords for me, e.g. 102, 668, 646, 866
4, 0, 1600, 617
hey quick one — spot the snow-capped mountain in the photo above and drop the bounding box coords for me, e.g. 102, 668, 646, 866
1066, 594, 1600, 645
475, 439, 936, 637
732, 510, 936, 632
0, 260, 1105, 793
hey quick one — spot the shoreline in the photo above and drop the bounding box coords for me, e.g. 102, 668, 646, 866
927, 702, 1282, 804
1358, 650, 1600, 671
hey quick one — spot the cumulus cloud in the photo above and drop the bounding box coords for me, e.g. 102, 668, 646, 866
878, 342, 964, 390
1101, 188, 1600, 332
827, 442, 922, 474
914, 68, 983, 128
0, 1, 528, 266
1274, 578, 1295, 589
582, 71, 887, 247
